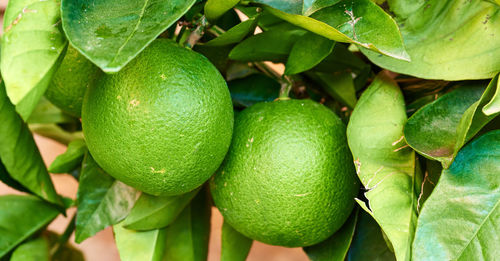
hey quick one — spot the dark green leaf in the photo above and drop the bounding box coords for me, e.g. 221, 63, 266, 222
0, 161, 28, 193
304, 208, 358, 261
312, 44, 369, 75
48, 139, 86, 174
193, 44, 233, 73
163, 187, 211, 261
251, 0, 341, 16
347, 72, 418, 261
27, 97, 75, 124
75, 152, 139, 243
363, 0, 500, 80
10, 237, 49, 261
404, 76, 500, 168
205, 16, 259, 46
0, 82, 62, 206
123, 188, 200, 230
114, 222, 166, 261
347, 210, 396, 261
61, 0, 196, 72
308, 71, 357, 109
0, 195, 59, 258
1, 0, 67, 120
205, 0, 240, 22
413, 130, 500, 260
285, 32, 335, 75
228, 74, 280, 108
220, 221, 253, 261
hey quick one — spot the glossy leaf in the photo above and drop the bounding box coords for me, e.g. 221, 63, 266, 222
251, 0, 341, 16
61, 0, 196, 73
205, 0, 240, 22
347, 72, 418, 261
163, 188, 211, 261
123, 188, 200, 231
304, 208, 358, 261
483, 74, 500, 115
27, 97, 75, 124
404, 76, 500, 168
308, 71, 357, 109
362, 0, 500, 80
48, 139, 86, 174
413, 130, 500, 260
254, 0, 409, 61
75, 153, 139, 243
347, 210, 396, 261
1, 0, 67, 120
205, 16, 259, 47
114, 221, 166, 261
10, 237, 50, 261
285, 32, 335, 75
228, 74, 280, 108
220, 221, 253, 261
0, 195, 59, 258
0, 82, 62, 206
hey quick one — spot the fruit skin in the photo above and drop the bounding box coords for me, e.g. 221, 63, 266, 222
82, 39, 234, 196
211, 99, 359, 247
45, 45, 101, 117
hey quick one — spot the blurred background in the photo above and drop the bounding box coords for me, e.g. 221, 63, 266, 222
0, 0, 308, 260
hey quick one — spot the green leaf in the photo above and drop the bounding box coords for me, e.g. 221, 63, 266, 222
254, 0, 409, 61
412, 130, 500, 260
205, 16, 259, 46
0, 82, 62, 206
0, 195, 59, 258
61, 0, 196, 73
362, 0, 500, 80
27, 97, 76, 124
10, 237, 50, 261
0, 161, 28, 193
163, 187, 211, 261
75, 152, 139, 243
304, 208, 358, 261
28, 123, 84, 146
123, 188, 200, 230
307, 71, 357, 109
114, 222, 167, 261
347, 210, 396, 261
220, 221, 253, 261
404, 76, 500, 168
251, 0, 341, 16
228, 74, 281, 108
346, 72, 418, 261
229, 23, 306, 62
192, 44, 233, 73
1, 0, 67, 120
205, 0, 240, 22
483, 74, 500, 115
48, 139, 86, 174
285, 32, 335, 75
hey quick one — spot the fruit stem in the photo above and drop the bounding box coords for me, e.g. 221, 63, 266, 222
28, 123, 84, 145
185, 15, 209, 48
278, 76, 293, 100
50, 213, 76, 256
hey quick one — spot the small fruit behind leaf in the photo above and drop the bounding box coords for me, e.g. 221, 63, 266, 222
211, 99, 359, 247
82, 39, 233, 196
45, 45, 102, 117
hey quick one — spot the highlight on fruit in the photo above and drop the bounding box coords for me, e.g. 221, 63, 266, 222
0, 0, 498, 261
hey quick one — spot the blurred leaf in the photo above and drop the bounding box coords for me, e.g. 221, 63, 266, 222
312, 44, 368, 74
27, 97, 75, 124
0, 195, 59, 258
226, 62, 260, 81
229, 23, 306, 62
363, 0, 500, 80
10, 237, 49, 261
123, 188, 200, 230
347, 210, 396, 261
220, 221, 253, 261
254, 0, 409, 61
304, 208, 358, 261
206, 16, 259, 46
404, 76, 500, 168
28, 123, 84, 146
163, 187, 211, 261
228, 74, 280, 108
0, 161, 28, 193
205, 0, 240, 22
193, 44, 233, 73
114, 222, 166, 261
1, 0, 67, 120
61, 0, 196, 73
0, 82, 62, 206
347, 72, 418, 261
75, 153, 139, 243
285, 32, 335, 75
308, 71, 357, 109
48, 139, 87, 174
413, 130, 500, 260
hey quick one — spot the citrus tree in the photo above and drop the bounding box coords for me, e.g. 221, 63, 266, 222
0, 0, 499, 260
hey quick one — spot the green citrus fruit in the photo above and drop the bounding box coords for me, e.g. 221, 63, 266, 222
211, 99, 359, 247
82, 39, 234, 196
45, 45, 101, 117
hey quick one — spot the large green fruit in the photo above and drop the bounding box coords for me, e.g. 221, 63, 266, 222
211, 99, 359, 247
82, 39, 234, 196
45, 45, 101, 117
